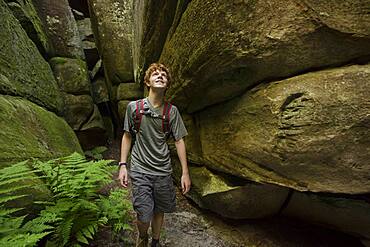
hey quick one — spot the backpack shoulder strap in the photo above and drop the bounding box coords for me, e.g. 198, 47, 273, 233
134, 99, 144, 133
162, 102, 172, 134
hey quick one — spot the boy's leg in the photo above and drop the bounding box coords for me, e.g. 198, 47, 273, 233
151, 212, 164, 240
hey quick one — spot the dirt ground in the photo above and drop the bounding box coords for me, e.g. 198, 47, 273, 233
91, 138, 364, 247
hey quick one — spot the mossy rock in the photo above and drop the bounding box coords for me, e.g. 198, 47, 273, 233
282, 192, 370, 240
32, 0, 84, 58
160, 0, 370, 112
0, 95, 82, 168
63, 94, 94, 130
91, 77, 110, 104
0, 1, 63, 113
116, 82, 143, 101
89, 0, 134, 84
50, 57, 91, 94
6, 0, 51, 57
132, 0, 187, 84
172, 159, 289, 219
198, 64, 370, 194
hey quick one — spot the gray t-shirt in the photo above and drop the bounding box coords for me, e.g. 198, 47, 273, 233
123, 98, 188, 176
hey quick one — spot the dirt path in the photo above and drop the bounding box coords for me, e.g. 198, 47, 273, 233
97, 138, 363, 247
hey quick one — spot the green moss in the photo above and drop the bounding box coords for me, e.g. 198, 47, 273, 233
0, 95, 82, 168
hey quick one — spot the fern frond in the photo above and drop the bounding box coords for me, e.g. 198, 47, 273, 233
0, 195, 27, 204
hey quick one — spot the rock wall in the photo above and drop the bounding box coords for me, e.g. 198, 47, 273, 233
0, 0, 82, 165
129, 0, 370, 242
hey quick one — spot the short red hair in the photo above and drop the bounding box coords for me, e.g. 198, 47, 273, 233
144, 63, 172, 90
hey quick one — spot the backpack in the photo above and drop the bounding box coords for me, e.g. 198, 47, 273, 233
132, 98, 172, 135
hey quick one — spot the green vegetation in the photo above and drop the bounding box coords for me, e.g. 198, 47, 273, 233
0, 153, 132, 247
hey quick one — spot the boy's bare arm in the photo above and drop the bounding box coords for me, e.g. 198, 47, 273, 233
119, 132, 132, 187
175, 138, 191, 194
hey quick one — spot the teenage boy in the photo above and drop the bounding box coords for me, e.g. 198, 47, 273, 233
118, 63, 191, 247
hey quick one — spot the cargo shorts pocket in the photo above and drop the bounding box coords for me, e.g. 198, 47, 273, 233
153, 175, 176, 213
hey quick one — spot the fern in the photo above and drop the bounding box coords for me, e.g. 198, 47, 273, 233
0, 152, 133, 246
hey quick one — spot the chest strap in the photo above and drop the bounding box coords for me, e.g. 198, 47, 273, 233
134, 99, 172, 134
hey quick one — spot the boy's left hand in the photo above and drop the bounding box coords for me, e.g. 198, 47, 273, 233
181, 173, 191, 194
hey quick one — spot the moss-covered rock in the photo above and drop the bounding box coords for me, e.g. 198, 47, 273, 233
172, 161, 289, 219
63, 94, 94, 130
91, 76, 110, 104
132, 0, 188, 84
89, 0, 133, 84
118, 100, 130, 123
198, 64, 370, 194
302, 0, 370, 37
0, 95, 82, 167
6, 0, 51, 57
0, 1, 63, 114
282, 192, 370, 240
33, 0, 84, 59
116, 82, 143, 101
50, 57, 91, 94
160, 0, 370, 112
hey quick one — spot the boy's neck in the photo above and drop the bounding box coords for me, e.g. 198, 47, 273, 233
147, 89, 165, 108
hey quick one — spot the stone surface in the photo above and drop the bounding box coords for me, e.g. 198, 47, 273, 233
172, 162, 289, 219
302, 0, 370, 37
77, 104, 106, 150
76, 18, 99, 69
0, 95, 82, 167
50, 57, 91, 94
116, 82, 143, 101
282, 192, 370, 240
160, 0, 370, 112
33, 0, 85, 58
118, 100, 130, 123
0, 1, 63, 114
89, 0, 133, 84
132, 0, 188, 84
198, 64, 370, 194
63, 94, 94, 130
6, 0, 51, 57
91, 76, 110, 104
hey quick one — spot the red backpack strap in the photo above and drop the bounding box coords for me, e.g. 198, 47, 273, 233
162, 102, 172, 133
134, 99, 144, 132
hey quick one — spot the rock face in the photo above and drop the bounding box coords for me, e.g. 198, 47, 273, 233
159, 0, 370, 113
132, 0, 188, 84
89, 0, 134, 84
33, 0, 84, 58
198, 64, 370, 194
0, 1, 63, 113
6, 0, 51, 57
172, 162, 290, 219
282, 192, 370, 240
0, 95, 82, 167
50, 57, 91, 94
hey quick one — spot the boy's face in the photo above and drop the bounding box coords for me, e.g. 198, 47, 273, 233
146, 69, 168, 90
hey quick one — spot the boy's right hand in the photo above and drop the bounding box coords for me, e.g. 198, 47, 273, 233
118, 166, 129, 188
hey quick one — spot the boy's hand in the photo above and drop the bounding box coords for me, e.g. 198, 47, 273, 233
181, 173, 191, 194
118, 166, 129, 188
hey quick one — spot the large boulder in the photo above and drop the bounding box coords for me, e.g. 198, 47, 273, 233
0, 95, 82, 167
63, 94, 94, 130
76, 18, 99, 70
132, 0, 188, 84
50, 57, 91, 94
6, 0, 51, 57
172, 162, 289, 219
198, 64, 370, 194
0, 1, 63, 113
160, 0, 370, 112
91, 76, 110, 104
89, 0, 134, 84
116, 82, 143, 101
33, 0, 84, 59
302, 0, 370, 37
282, 192, 370, 241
